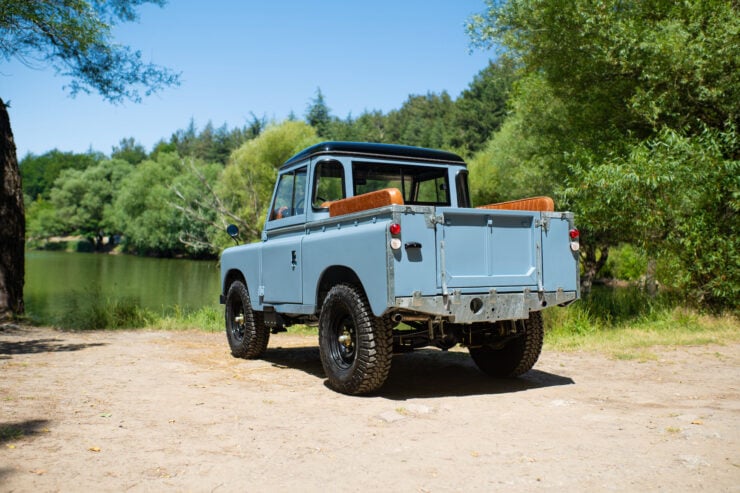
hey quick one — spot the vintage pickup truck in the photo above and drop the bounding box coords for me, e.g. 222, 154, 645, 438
220, 142, 580, 394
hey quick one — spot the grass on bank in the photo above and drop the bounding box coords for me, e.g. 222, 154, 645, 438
28, 286, 738, 358
27, 291, 223, 332
543, 287, 740, 359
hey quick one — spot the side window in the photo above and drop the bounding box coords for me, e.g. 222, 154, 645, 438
270, 167, 307, 220
294, 168, 307, 214
312, 160, 345, 208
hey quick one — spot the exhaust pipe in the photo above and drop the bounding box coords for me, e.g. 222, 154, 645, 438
391, 313, 430, 323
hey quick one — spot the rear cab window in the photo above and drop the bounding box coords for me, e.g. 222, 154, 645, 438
352, 161, 450, 206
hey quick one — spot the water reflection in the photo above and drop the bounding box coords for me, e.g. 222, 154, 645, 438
25, 251, 220, 324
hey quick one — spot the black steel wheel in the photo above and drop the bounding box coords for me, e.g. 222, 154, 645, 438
318, 284, 393, 395
225, 280, 269, 359
468, 311, 544, 377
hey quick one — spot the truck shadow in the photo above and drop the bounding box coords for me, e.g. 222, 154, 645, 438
379, 350, 574, 399
262, 346, 574, 399
263, 345, 323, 375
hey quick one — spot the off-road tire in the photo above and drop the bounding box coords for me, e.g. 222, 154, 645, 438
318, 283, 393, 395
468, 311, 544, 377
225, 280, 269, 359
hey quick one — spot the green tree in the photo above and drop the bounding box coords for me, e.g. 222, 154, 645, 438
1, 1, 179, 103
468, 73, 570, 206
450, 58, 518, 154
167, 117, 265, 164
306, 88, 332, 138
468, 0, 739, 307
566, 129, 739, 309
149, 140, 178, 160
111, 152, 221, 256
0, 0, 179, 318
25, 196, 62, 242
386, 92, 455, 149
350, 110, 390, 143
109, 153, 180, 254
323, 110, 391, 143
20, 150, 101, 199
168, 159, 224, 255
111, 137, 147, 165
50, 158, 133, 248
469, 0, 739, 142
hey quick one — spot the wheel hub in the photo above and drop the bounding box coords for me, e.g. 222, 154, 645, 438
334, 323, 356, 364
338, 330, 353, 348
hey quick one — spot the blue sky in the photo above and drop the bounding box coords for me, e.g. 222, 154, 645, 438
4, 1, 494, 158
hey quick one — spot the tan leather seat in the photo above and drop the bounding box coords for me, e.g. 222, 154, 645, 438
328, 188, 404, 217
477, 196, 555, 212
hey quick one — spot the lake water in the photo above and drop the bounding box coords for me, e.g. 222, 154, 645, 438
25, 251, 221, 324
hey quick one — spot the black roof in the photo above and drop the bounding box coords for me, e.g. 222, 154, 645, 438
282, 141, 466, 168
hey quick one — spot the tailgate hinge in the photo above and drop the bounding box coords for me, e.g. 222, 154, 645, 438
535, 216, 550, 233
425, 213, 445, 228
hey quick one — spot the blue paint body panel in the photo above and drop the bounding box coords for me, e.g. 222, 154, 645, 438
436, 208, 538, 291
261, 227, 304, 304
391, 208, 438, 297
541, 213, 580, 292
303, 214, 393, 316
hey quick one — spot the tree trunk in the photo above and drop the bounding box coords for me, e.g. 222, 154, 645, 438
645, 256, 658, 297
0, 98, 25, 320
580, 244, 609, 297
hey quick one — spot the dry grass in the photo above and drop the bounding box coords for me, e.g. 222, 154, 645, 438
544, 306, 739, 359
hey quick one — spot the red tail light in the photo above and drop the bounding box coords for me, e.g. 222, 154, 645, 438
389, 223, 401, 235
569, 229, 580, 240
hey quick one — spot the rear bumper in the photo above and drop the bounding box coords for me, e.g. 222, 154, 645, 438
393, 289, 578, 324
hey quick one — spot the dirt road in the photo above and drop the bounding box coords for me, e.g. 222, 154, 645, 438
1, 325, 738, 492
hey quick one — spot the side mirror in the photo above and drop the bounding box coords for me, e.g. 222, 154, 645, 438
226, 224, 240, 245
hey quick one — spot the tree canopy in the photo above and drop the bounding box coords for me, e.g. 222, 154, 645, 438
0, 0, 180, 103
468, 0, 739, 309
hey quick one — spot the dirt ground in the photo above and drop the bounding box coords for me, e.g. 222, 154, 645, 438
1, 325, 738, 492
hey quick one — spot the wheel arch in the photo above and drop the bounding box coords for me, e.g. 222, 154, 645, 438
315, 265, 364, 314
223, 269, 246, 296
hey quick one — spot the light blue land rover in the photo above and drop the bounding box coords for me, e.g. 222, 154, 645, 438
220, 142, 580, 394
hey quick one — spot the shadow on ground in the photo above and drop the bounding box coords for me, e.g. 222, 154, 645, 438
260, 345, 574, 399
0, 338, 107, 358
379, 349, 574, 399
262, 345, 324, 377
0, 419, 52, 445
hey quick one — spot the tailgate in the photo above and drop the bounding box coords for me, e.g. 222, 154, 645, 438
436, 208, 540, 291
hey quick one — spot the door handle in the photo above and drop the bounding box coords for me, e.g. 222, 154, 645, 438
291, 250, 297, 270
